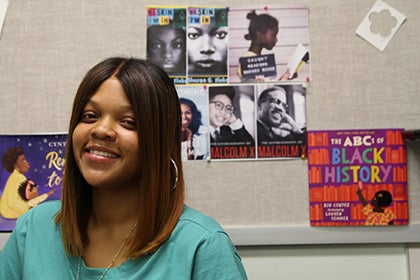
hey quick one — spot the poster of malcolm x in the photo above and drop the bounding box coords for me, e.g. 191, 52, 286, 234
208, 85, 256, 160
255, 83, 307, 159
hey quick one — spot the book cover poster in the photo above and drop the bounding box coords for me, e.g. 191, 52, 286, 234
208, 85, 256, 160
0, 134, 66, 231
187, 7, 229, 85
228, 4, 310, 83
256, 83, 307, 159
308, 129, 408, 226
176, 86, 210, 161
147, 6, 187, 85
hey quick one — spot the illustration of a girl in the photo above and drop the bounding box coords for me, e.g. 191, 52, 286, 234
356, 181, 395, 225
18, 179, 55, 208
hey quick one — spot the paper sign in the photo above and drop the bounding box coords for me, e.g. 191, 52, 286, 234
239, 53, 277, 81
355, 0, 406, 51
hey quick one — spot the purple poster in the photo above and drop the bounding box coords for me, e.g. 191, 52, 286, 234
0, 134, 67, 231
308, 129, 408, 226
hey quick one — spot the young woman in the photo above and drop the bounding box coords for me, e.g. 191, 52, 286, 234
0, 57, 247, 279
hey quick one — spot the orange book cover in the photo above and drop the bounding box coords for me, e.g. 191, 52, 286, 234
307, 129, 408, 226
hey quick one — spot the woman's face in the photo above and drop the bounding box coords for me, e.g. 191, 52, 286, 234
209, 94, 232, 128
148, 27, 186, 74
72, 77, 140, 191
181, 103, 193, 131
14, 155, 30, 174
187, 23, 228, 74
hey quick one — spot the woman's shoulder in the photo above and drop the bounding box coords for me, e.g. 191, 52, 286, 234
176, 206, 225, 237
16, 200, 61, 227
9, 200, 62, 248
27, 200, 61, 216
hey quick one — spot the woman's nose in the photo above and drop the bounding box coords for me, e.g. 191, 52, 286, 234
91, 118, 117, 140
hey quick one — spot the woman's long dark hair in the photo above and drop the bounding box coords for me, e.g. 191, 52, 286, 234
56, 57, 185, 258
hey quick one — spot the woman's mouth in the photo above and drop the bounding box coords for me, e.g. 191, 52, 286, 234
88, 149, 119, 158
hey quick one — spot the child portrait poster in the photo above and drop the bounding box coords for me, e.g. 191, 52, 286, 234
147, 6, 187, 85
308, 129, 408, 226
228, 4, 311, 83
0, 134, 66, 231
187, 6, 229, 85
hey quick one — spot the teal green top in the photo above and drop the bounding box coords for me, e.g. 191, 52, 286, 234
0, 200, 247, 279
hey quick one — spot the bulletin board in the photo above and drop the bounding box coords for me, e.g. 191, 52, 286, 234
0, 0, 419, 246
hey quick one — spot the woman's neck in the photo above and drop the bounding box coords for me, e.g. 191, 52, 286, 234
90, 187, 140, 227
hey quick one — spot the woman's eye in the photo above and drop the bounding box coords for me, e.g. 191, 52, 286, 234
81, 112, 98, 122
121, 119, 136, 129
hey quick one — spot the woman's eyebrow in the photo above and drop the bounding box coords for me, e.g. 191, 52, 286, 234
86, 99, 134, 112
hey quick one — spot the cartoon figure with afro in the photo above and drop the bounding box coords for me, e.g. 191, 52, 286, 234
17, 179, 55, 208
0, 146, 30, 219
356, 181, 395, 225
0, 146, 54, 219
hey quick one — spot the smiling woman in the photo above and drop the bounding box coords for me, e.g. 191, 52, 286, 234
0, 57, 248, 280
